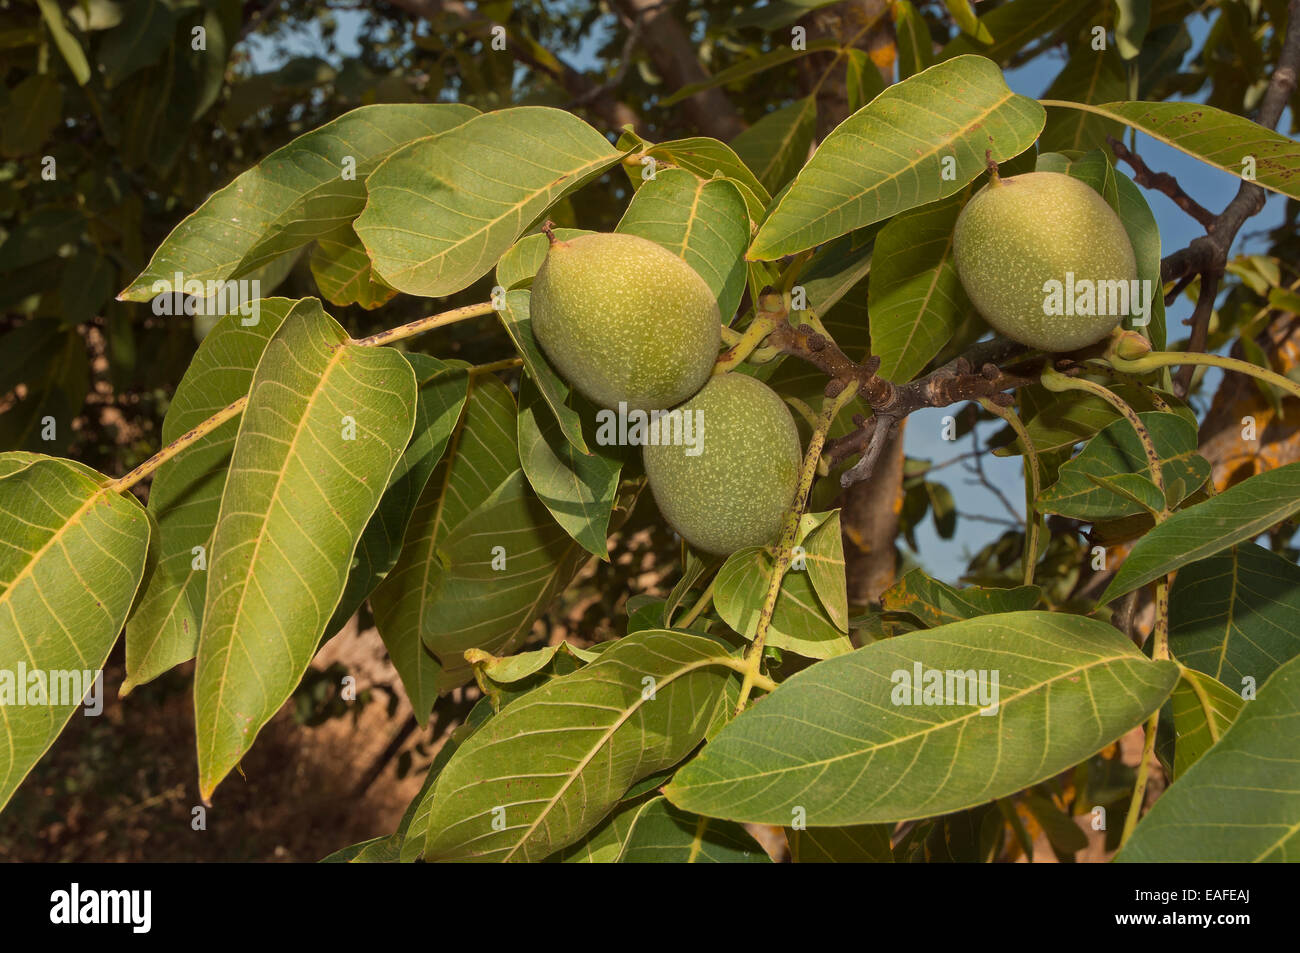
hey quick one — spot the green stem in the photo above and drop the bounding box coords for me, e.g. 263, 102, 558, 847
112, 301, 495, 493
979, 397, 1042, 586
1040, 367, 1167, 510
678, 576, 717, 629
735, 382, 859, 713
351, 300, 497, 348
713, 306, 783, 375
1120, 709, 1160, 847
1108, 350, 1300, 404
1043, 369, 1176, 844
110, 397, 246, 494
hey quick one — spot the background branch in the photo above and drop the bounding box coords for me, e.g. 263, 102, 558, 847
1135, 0, 1300, 396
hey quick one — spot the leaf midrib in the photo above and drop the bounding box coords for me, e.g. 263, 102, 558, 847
679, 649, 1158, 790
201, 334, 348, 791
498, 653, 729, 862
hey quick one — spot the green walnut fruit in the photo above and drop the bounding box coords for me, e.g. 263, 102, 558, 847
953, 171, 1138, 352
643, 373, 801, 556
531, 232, 721, 411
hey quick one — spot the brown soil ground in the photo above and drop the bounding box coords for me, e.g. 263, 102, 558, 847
0, 620, 436, 862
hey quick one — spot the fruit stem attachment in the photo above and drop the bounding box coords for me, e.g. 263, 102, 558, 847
541, 219, 560, 246
985, 149, 1002, 186
111, 300, 496, 493
713, 290, 786, 375
735, 381, 860, 714
1105, 348, 1300, 405
978, 397, 1041, 586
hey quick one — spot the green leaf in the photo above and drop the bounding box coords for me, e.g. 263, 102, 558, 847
1066, 148, 1119, 210
658, 37, 840, 106
326, 354, 470, 640
1103, 462, 1300, 602
996, 383, 1190, 458
1039, 43, 1127, 154
715, 547, 854, 660
0, 73, 63, 158
414, 630, 735, 861
1169, 543, 1300, 687
844, 49, 887, 114
749, 55, 1044, 260
943, 0, 993, 44
618, 797, 771, 863
895, 1, 936, 78
320, 834, 401, 863
419, 470, 601, 666
122, 300, 296, 694
0, 456, 151, 811
729, 97, 817, 194
58, 251, 117, 327
788, 824, 894, 862
616, 168, 750, 323
496, 228, 594, 290
120, 104, 478, 300
1169, 669, 1244, 781
497, 289, 588, 454
881, 568, 1040, 627
371, 373, 519, 707
97, 0, 175, 87
194, 301, 417, 800
471, 640, 596, 713
802, 511, 848, 632
1113, 0, 1151, 60
399, 696, 496, 861
34, 0, 90, 85
310, 224, 398, 310
517, 375, 621, 559
1023, 793, 1088, 856
663, 549, 719, 627
666, 611, 1177, 825
1036, 100, 1300, 203
940, 0, 1086, 63
616, 132, 771, 224
1113, 168, 1166, 349
552, 792, 654, 862
1036, 412, 1209, 520
1117, 653, 1300, 861
868, 191, 973, 383
356, 107, 622, 297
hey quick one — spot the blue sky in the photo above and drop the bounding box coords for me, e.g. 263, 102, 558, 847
245, 5, 1290, 582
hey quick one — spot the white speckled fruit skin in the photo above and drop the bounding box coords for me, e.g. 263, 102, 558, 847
531, 233, 721, 412
643, 374, 801, 555
953, 171, 1137, 352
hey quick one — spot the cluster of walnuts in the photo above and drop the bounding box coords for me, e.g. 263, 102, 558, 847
529, 171, 1135, 556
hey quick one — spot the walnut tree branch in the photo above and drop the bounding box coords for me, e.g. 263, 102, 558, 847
753, 294, 1038, 486
1141, 0, 1300, 395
